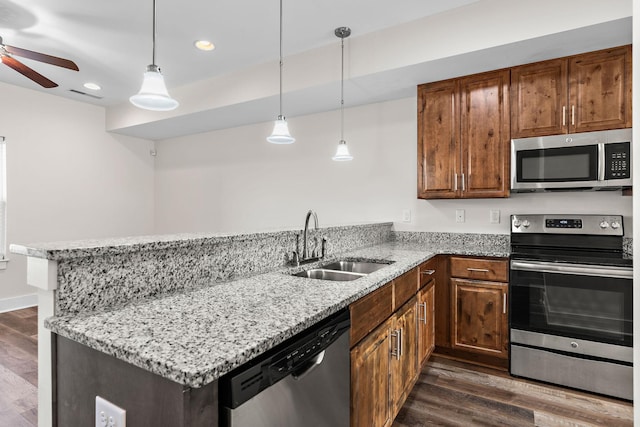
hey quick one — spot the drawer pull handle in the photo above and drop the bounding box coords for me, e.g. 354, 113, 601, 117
503, 293, 507, 314
421, 270, 436, 276
467, 268, 490, 273
418, 302, 427, 324
391, 329, 402, 359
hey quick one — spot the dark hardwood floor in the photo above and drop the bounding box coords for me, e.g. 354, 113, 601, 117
0, 308, 633, 427
0, 306, 37, 427
394, 355, 633, 427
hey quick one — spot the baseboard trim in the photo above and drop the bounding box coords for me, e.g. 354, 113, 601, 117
0, 293, 37, 313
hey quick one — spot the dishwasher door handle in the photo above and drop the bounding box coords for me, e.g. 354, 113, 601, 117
292, 350, 326, 380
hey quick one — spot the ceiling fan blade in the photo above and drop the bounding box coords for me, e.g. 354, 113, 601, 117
4, 44, 79, 71
2, 55, 58, 88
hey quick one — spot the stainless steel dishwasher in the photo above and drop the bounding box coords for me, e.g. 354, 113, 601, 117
220, 309, 350, 427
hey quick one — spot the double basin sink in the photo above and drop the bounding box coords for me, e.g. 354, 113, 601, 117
293, 260, 394, 281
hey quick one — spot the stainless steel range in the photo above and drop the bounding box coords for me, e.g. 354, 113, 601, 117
509, 214, 633, 400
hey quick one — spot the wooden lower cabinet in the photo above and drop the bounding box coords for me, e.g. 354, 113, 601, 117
451, 278, 508, 359
390, 298, 418, 417
351, 260, 437, 427
351, 317, 393, 427
417, 283, 435, 366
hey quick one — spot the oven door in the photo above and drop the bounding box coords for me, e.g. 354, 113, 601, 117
510, 259, 633, 347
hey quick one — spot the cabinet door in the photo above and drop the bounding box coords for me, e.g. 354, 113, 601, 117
351, 319, 393, 427
417, 284, 435, 367
460, 69, 510, 198
417, 79, 461, 199
569, 45, 632, 133
511, 58, 568, 138
390, 298, 417, 417
451, 278, 508, 358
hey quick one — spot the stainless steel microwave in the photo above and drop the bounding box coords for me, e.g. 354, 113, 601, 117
511, 128, 632, 192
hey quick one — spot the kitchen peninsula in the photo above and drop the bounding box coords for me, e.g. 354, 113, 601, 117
11, 222, 510, 426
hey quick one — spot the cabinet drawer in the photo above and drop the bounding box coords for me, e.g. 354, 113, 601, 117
393, 268, 418, 310
350, 282, 393, 346
419, 257, 438, 289
450, 257, 508, 282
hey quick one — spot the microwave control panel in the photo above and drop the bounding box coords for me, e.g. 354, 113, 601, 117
605, 142, 630, 179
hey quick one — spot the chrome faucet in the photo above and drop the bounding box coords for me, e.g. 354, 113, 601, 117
291, 210, 326, 266
303, 210, 318, 259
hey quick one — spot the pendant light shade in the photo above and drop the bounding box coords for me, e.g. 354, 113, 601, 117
332, 140, 353, 161
267, 115, 294, 144
130, 0, 178, 111
130, 65, 179, 111
333, 27, 352, 161
267, 0, 295, 144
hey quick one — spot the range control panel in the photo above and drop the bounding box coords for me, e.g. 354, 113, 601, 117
512, 214, 624, 236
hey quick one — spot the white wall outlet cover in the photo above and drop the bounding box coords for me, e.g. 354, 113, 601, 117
490, 209, 500, 224
455, 209, 465, 223
402, 209, 411, 222
96, 396, 126, 427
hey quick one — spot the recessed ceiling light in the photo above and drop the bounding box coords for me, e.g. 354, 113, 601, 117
194, 40, 215, 51
83, 82, 101, 91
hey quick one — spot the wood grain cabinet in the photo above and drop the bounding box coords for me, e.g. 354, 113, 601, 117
350, 260, 438, 427
449, 257, 509, 360
417, 69, 510, 199
351, 317, 393, 427
390, 298, 418, 417
417, 282, 435, 366
511, 45, 632, 138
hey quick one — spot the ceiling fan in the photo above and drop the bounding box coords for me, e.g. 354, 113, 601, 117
0, 36, 79, 88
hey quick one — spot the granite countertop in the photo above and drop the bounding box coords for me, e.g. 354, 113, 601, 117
45, 241, 509, 388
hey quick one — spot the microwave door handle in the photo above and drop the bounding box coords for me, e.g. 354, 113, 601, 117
598, 143, 605, 181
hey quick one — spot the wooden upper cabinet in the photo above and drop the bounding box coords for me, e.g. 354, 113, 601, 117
460, 70, 510, 198
417, 79, 460, 199
511, 59, 568, 138
511, 45, 631, 138
417, 70, 510, 199
570, 45, 632, 133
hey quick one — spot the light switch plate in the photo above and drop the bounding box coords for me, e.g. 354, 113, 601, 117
96, 396, 126, 427
490, 209, 500, 224
455, 209, 465, 223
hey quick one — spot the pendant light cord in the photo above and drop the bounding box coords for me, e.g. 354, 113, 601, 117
152, 0, 157, 66
278, 0, 284, 117
340, 36, 344, 141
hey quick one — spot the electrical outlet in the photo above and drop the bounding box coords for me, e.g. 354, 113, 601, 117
402, 209, 411, 223
96, 396, 126, 427
455, 209, 465, 223
490, 209, 500, 224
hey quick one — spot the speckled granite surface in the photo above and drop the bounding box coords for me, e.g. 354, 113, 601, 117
623, 237, 632, 258
45, 241, 509, 388
11, 222, 392, 315
393, 231, 510, 256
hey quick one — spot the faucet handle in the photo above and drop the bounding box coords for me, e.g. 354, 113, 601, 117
291, 251, 300, 266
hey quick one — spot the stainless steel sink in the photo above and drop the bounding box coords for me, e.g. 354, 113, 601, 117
293, 269, 365, 281
293, 259, 393, 281
321, 260, 391, 274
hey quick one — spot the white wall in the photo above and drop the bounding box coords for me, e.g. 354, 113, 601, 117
0, 82, 155, 309
155, 97, 632, 236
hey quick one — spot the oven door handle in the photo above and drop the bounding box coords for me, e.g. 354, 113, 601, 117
510, 260, 633, 279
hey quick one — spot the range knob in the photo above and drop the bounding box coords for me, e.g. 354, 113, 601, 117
522, 220, 531, 228
513, 219, 522, 228
599, 221, 610, 229
611, 221, 621, 230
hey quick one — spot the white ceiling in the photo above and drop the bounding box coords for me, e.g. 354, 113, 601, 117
0, 0, 633, 140
0, 0, 477, 106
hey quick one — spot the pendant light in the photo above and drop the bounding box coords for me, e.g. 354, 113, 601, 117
266, 0, 295, 144
130, 0, 179, 111
332, 27, 353, 161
